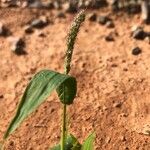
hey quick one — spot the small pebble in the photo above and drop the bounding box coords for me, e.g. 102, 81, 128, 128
105, 137, 111, 144
113, 102, 122, 108
106, 20, 115, 28
53, 1, 61, 9
88, 13, 97, 22
8, 36, 26, 55
105, 34, 114, 41
28, 0, 43, 8
97, 16, 110, 25
132, 47, 142, 55
63, 3, 77, 13
36, 31, 46, 37
24, 25, 33, 34
0, 94, 4, 99
132, 27, 146, 40
56, 12, 66, 18
43, 1, 54, 9
111, 64, 118, 67
0, 22, 9, 36
30, 16, 48, 29
120, 135, 126, 142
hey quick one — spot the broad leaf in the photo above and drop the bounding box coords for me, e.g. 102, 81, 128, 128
4, 70, 77, 139
51, 134, 81, 150
56, 78, 76, 105
81, 133, 95, 150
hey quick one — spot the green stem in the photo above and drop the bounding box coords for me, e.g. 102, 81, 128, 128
61, 104, 67, 150
60, 11, 85, 150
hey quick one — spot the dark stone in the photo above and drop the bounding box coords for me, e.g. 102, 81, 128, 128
141, 1, 150, 24
132, 47, 142, 55
105, 34, 114, 42
105, 20, 115, 28
43, 1, 54, 9
110, 0, 119, 11
24, 25, 33, 34
9, 141, 14, 146
132, 27, 146, 40
63, 2, 77, 13
0, 94, 4, 99
127, 4, 141, 14
91, 0, 108, 9
28, 0, 44, 8
56, 12, 66, 18
88, 13, 97, 22
0, 22, 10, 36
36, 31, 46, 37
8, 37, 26, 55
30, 17, 48, 29
97, 16, 110, 25
113, 102, 122, 108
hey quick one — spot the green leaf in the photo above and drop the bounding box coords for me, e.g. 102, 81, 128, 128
4, 70, 77, 139
81, 133, 95, 150
56, 75, 76, 105
51, 134, 81, 150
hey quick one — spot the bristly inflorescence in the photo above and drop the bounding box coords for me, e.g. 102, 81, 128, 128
64, 10, 85, 74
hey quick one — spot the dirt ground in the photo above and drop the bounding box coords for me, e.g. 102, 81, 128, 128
0, 8, 150, 150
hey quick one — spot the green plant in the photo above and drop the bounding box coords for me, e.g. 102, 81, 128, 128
2, 11, 95, 150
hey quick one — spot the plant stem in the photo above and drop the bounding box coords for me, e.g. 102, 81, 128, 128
60, 11, 85, 150
61, 104, 67, 150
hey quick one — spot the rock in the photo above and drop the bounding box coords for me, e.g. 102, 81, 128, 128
1, 0, 17, 7
84, 0, 92, 8
141, 1, 150, 24
109, 0, 119, 11
43, 1, 54, 9
132, 47, 142, 56
30, 16, 48, 29
53, 1, 61, 9
132, 26, 146, 40
145, 36, 150, 44
63, 2, 77, 13
8, 37, 26, 55
125, 2, 141, 14
131, 25, 139, 32
35, 31, 46, 37
91, 0, 108, 9
88, 13, 97, 22
97, 15, 110, 25
113, 102, 122, 108
105, 20, 114, 28
56, 12, 66, 18
123, 68, 128, 72
0, 94, 4, 99
0, 22, 10, 36
105, 34, 114, 42
111, 63, 117, 67
105, 137, 111, 144
120, 136, 126, 142
24, 25, 33, 34
78, 0, 85, 9
21, 1, 28, 8
28, 0, 44, 8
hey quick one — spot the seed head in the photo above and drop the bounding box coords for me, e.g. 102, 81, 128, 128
64, 10, 85, 74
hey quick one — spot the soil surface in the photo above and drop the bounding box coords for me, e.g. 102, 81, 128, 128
0, 8, 150, 150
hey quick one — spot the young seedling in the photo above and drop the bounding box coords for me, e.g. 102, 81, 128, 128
2, 11, 95, 150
